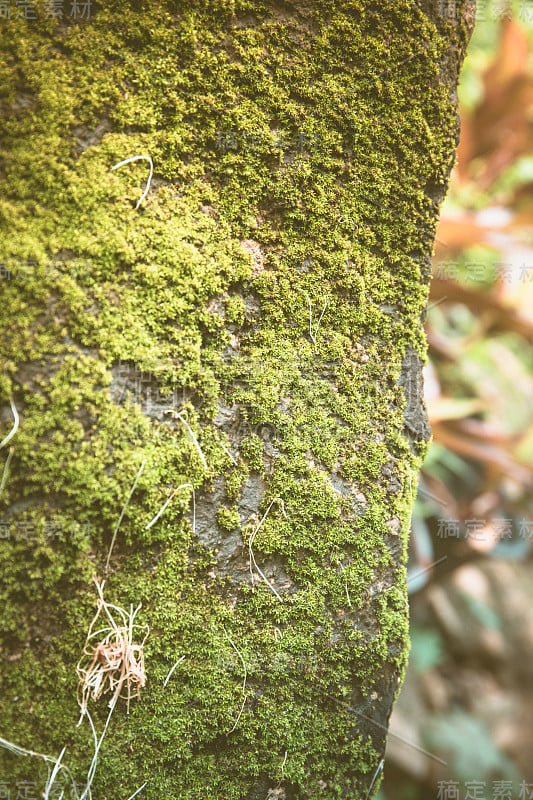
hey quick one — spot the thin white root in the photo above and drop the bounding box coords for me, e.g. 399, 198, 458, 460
105, 458, 147, 573
0, 398, 19, 449
111, 155, 153, 210
125, 782, 148, 800
339, 563, 352, 608
281, 750, 288, 778
0, 445, 13, 498
222, 626, 247, 733
231, 695, 247, 732
297, 289, 328, 354
248, 498, 286, 602
383, 586, 408, 607
354, 706, 446, 765
78, 699, 117, 800
145, 483, 195, 532
366, 757, 384, 799
163, 655, 186, 687
44, 746, 66, 800
0, 736, 56, 761
0, 737, 78, 799
1, 709, 148, 800
407, 555, 447, 590
221, 442, 238, 465
164, 409, 207, 471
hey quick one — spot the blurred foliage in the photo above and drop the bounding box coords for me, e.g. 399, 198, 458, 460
409, 626, 445, 673
383, 3, 533, 799
410, 2, 533, 589
424, 711, 521, 782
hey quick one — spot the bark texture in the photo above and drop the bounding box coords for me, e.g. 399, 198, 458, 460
0, 1, 473, 798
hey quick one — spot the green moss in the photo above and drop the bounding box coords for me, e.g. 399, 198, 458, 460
0, 0, 468, 797
216, 504, 241, 531
239, 433, 264, 471
224, 461, 249, 502
224, 294, 247, 326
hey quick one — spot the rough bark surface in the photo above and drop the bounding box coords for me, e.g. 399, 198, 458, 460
0, 2, 473, 798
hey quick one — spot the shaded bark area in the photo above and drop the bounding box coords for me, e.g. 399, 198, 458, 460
0, 2, 473, 798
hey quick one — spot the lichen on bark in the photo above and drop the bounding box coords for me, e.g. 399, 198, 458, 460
0, 1, 472, 798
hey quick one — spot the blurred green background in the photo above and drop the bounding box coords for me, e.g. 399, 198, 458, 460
380, 2, 533, 799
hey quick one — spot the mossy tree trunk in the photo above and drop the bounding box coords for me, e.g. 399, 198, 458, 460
0, 2, 473, 798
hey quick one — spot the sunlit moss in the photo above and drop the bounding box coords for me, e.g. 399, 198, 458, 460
0, 0, 469, 797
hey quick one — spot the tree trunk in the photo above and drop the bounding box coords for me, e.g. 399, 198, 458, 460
0, 2, 473, 798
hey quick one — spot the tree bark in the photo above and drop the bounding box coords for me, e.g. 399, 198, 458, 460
0, 1, 473, 798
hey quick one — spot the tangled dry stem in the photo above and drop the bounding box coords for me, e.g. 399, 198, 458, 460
77, 578, 149, 715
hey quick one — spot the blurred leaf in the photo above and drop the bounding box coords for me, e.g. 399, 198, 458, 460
422, 442, 479, 484
490, 154, 533, 195
434, 216, 490, 252
491, 535, 531, 558
409, 627, 444, 673
429, 277, 533, 338
483, 17, 529, 93
432, 422, 533, 485
459, 589, 502, 630
424, 710, 522, 782
464, 18, 533, 189
427, 397, 489, 422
